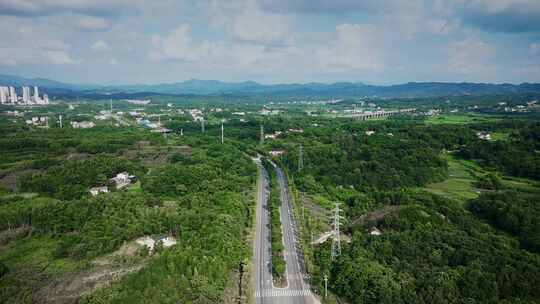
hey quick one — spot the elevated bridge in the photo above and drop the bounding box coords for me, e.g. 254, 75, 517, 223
341, 108, 416, 120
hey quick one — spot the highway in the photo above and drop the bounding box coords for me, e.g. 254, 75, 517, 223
252, 158, 317, 304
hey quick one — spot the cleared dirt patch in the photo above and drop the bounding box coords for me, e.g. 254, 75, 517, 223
123, 145, 192, 166
35, 264, 144, 304
0, 225, 32, 248
36, 241, 148, 304
2, 237, 149, 304
350, 205, 404, 228
65, 153, 91, 161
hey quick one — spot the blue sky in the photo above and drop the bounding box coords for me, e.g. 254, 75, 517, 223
0, 0, 539, 85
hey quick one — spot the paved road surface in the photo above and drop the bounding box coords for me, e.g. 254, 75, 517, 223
252, 158, 318, 304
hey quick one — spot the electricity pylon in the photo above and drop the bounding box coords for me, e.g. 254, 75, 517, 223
331, 203, 342, 261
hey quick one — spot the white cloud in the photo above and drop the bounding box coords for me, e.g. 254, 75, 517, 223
447, 37, 496, 75
0, 19, 75, 66
426, 18, 460, 35
0, 0, 141, 17
150, 24, 211, 61
530, 42, 540, 55
0, 58, 17, 66
231, 4, 293, 44
440, 0, 540, 33
149, 23, 304, 72
0, 46, 75, 66
75, 16, 111, 31
207, 0, 294, 45
315, 24, 384, 72
0, 0, 538, 83
260, 0, 424, 15
44, 50, 75, 64
91, 40, 109, 51
461, 0, 540, 15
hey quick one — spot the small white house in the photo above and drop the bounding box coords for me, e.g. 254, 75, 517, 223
136, 235, 177, 253
89, 186, 109, 196
369, 227, 382, 236
71, 121, 95, 129
264, 131, 283, 140
269, 150, 285, 157
110, 172, 134, 189
288, 128, 304, 133
476, 131, 491, 141
365, 130, 376, 136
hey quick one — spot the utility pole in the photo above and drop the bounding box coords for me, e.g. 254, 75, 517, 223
221, 122, 224, 144
298, 144, 304, 172
331, 203, 342, 261
260, 124, 264, 145
324, 274, 328, 298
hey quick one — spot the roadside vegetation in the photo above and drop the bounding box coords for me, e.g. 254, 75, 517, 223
262, 159, 287, 286
273, 117, 540, 303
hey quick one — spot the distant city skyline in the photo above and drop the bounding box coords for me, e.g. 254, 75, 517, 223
1, 0, 540, 85
0, 85, 49, 105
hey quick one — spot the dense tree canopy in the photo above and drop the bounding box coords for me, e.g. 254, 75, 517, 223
470, 190, 540, 253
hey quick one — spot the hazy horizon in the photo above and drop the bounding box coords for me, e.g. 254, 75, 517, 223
4, 73, 540, 87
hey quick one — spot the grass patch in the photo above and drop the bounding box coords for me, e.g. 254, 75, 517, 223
311, 194, 334, 209
425, 114, 500, 125
500, 176, 540, 192
424, 155, 539, 203
0, 235, 86, 275
423, 156, 480, 203
490, 132, 510, 141
127, 181, 142, 193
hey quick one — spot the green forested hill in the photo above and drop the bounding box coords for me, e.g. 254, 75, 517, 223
273, 118, 540, 304
0, 125, 256, 303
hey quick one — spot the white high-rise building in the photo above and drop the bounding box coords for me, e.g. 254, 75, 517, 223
0, 87, 8, 104
9, 87, 17, 103
22, 86, 31, 104
43, 94, 49, 105
33, 86, 40, 103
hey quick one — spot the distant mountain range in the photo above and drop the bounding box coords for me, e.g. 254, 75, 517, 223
1, 74, 540, 98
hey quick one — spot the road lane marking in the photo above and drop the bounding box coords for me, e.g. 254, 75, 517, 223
255, 289, 312, 298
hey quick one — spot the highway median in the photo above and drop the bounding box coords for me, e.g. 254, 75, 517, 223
262, 159, 287, 287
